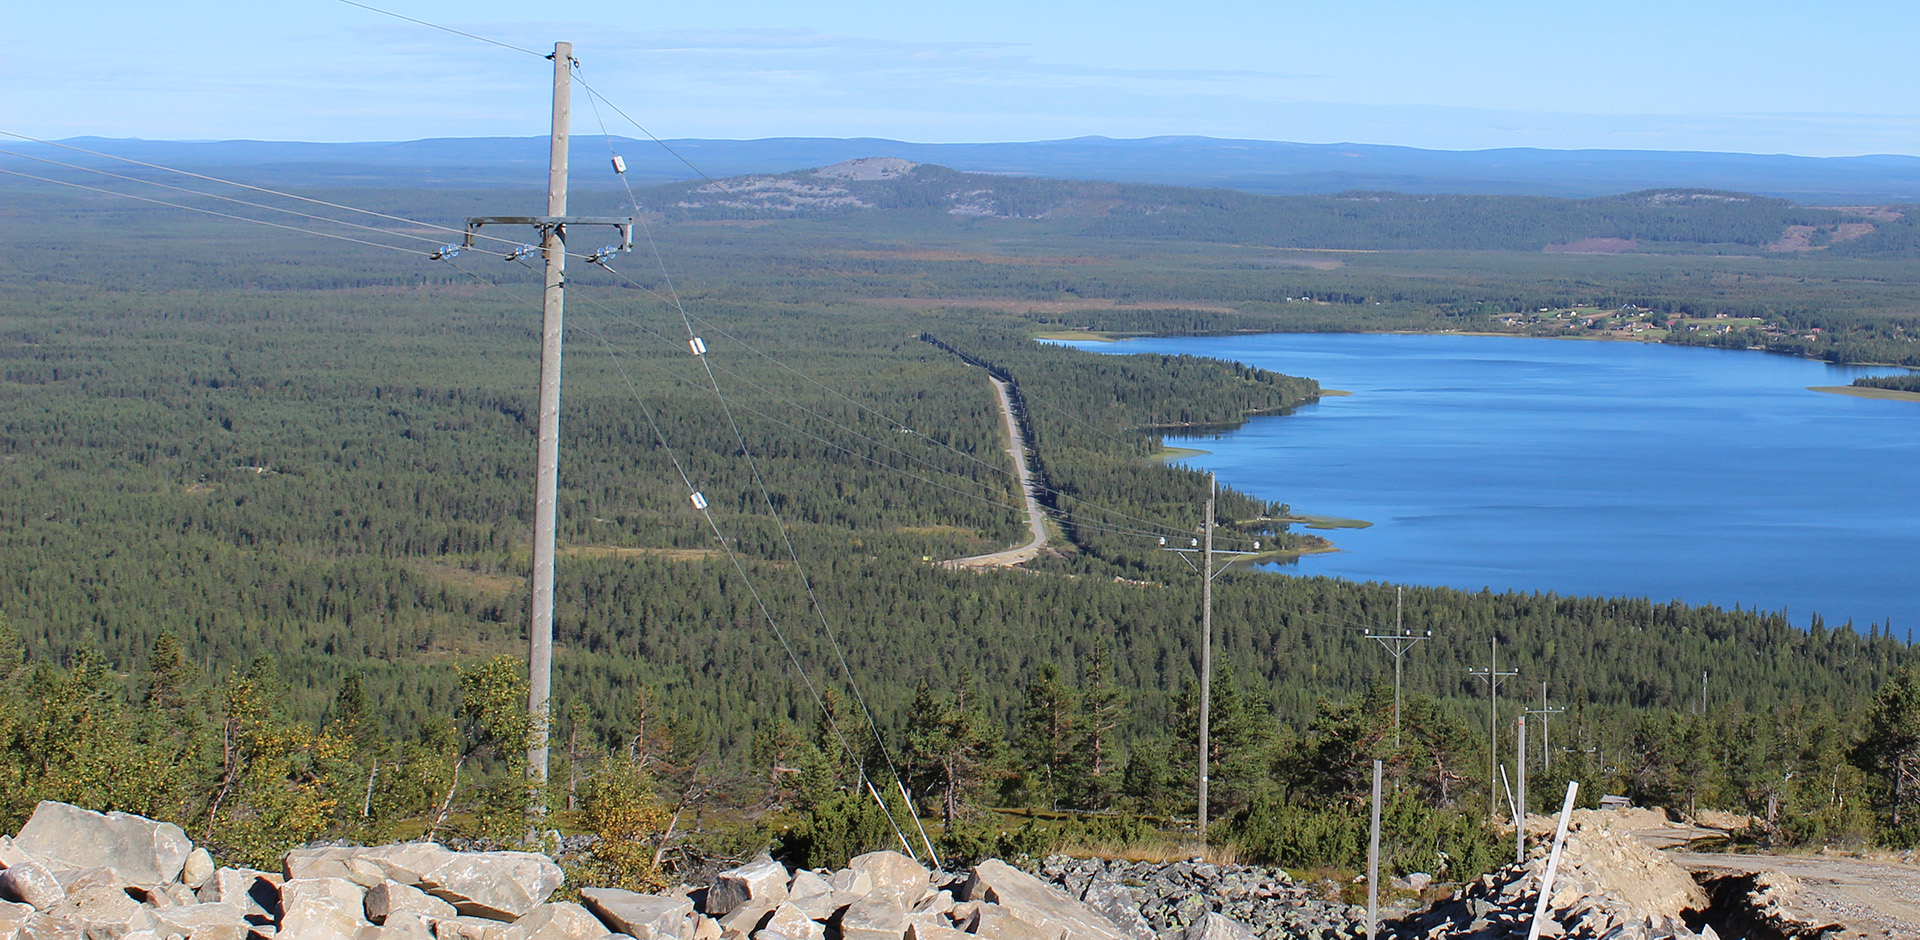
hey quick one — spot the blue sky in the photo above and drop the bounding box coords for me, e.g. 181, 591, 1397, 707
4, 0, 1918, 156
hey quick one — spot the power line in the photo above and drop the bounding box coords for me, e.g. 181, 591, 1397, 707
332, 0, 545, 58
0, 131, 548, 255
0, 166, 434, 258
0, 148, 453, 250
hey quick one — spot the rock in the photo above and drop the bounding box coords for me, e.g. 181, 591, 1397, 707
198, 867, 282, 924
0, 900, 34, 935
760, 903, 825, 940
847, 853, 931, 909
360, 912, 439, 940
504, 902, 607, 940
907, 891, 952, 918
287, 844, 459, 886
180, 848, 216, 890
0, 861, 65, 911
708, 860, 790, 918
960, 860, 1126, 940
1079, 880, 1153, 940
904, 924, 972, 940
153, 901, 251, 940
343, 858, 392, 888
835, 895, 905, 940
420, 852, 564, 921
966, 904, 1052, 940
279, 876, 371, 940
690, 915, 721, 940
367, 880, 460, 925
579, 888, 692, 940
828, 868, 872, 902
17, 913, 87, 940
717, 900, 777, 939
0, 836, 37, 869
785, 871, 836, 921
1179, 912, 1260, 940
46, 884, 160, 936
1405, 872, 1433, 893
12, 801, 192, 885
434, 915, 516, 940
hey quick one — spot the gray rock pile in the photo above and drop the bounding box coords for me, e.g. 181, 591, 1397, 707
1028, 856, 1370, 940
0, 800, 570, 940
1386, 816, 1716, 940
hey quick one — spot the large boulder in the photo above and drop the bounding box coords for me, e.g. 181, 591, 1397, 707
905, 924, 972, 940
197, 867, 281, 923
432, 915, 516, 940
707, 860, 790, 917
761, 902, 826, 940
12, 802, 192, 884
0, 861, 64, 911
846, 853, 932, 909
287, 844, 459, 885
965, 905, 1052, 940
419, 851, 564, 921
44, 884, 160, 937
784, 871, 836, 921
152, 902, 251, 940
579, 888, 692, 939
17, 912, 87, 939
0, 900, 34, 936
502, 902, 607, 940
367, 880, 459, 925
960, 860, 1127, 940
279, 876, 371, 940
835, 894, 905, 940
359, 912, 439, 940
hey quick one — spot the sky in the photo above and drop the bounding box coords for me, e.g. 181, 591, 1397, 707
4, 0, 1919, 156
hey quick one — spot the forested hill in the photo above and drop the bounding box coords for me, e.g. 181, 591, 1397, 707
637, 160, 1901, 255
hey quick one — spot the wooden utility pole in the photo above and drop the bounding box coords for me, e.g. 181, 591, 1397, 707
460, 42, 632, 826
525, 38, 572, 804
1468, 636, 1518, 817
1526, 681, 1564, 773
1366, 586, 1431, 749
1160, 471, 1260, 840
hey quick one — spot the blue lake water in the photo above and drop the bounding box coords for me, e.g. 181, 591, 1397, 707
1061, 333, 1920, 633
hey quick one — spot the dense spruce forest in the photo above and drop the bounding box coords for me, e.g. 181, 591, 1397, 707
3, 164, 1920, 878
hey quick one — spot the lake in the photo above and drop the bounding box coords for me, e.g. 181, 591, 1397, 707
1060, 332, 1920, 633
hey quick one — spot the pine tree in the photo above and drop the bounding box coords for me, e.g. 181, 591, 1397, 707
1013, 663, 1080, 808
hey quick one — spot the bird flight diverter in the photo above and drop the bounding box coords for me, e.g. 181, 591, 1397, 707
689, 492, 709, 510
689, 337, 708, 356
611, 155, 627, 174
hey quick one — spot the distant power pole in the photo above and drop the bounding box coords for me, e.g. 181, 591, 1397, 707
458, 41, 633, 823
1161, 471, 1259, 838
1525, 681, 1564, 772
1366, 586, 1432, 749
1467, 636, 1519, 817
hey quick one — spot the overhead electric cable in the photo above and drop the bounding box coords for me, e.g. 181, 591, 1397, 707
0, 131, 587, 258
0, 167, 434, 257
437, 252, 923, 859
332, 0, 544, 57
0, 148, 457, 250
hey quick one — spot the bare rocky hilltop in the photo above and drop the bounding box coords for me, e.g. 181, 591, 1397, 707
0, 801, 1852, 940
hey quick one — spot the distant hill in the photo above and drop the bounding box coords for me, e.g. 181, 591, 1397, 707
10, 135, 1920, 204
634, 159, 1897, 256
